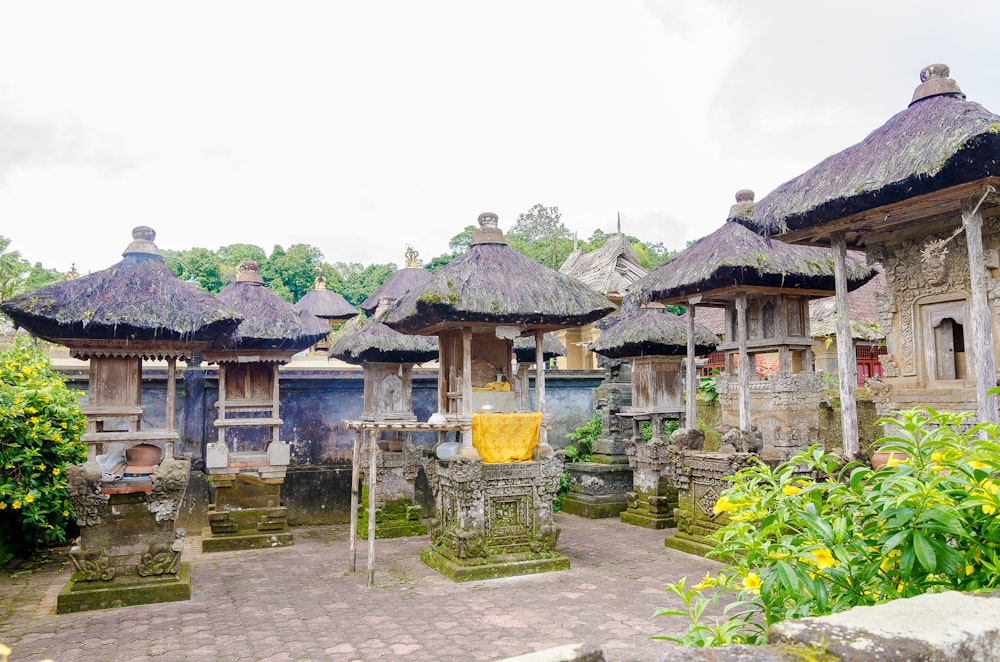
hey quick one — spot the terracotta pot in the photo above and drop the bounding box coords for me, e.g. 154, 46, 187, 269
871, 450, 908, 469
125, 443, 163, 466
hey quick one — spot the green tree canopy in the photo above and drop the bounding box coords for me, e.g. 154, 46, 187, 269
260, 243, 326, 303
0, 236, 31, 302
331, 262, 397, 306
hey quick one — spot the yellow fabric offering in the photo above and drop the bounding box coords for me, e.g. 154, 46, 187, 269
472, 381, 511, 392
472, 412, 542, 463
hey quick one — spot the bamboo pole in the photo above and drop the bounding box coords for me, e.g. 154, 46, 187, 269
736, 292, 751, 431
535, 329, 548, 449
686, 300, 697, 428
832, 231, 860, 457
368, 428, 377, 587
963, 196, 999, 424
348, 428, 361, 573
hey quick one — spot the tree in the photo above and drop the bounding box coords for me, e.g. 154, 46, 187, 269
22, 263, 63, 292
217, 243, 268, 284
448, 225, 477, 254
331, 262, 397, 306
260, 244, 326, 303
162, 248, 225, 294
0, 236, 31, 302
507, 204, 573, 269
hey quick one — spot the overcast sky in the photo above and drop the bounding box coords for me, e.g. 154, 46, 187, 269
2, 1, 999, 276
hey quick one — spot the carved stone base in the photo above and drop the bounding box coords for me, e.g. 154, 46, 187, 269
57, 563, 191, 614
420, 545, 569, 582
357, 487, 426, 539
560, 462, 632, 519
202, 506, 293, 552
663, 532, 716, 557
620, 486, 678, 529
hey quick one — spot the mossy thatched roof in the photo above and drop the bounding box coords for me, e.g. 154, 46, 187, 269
559, 233, 647, 298
1, 228, 241, 344
215, 271, 330, 352
750, 66, 1000, 236
629, 213, 874, 305
295, 287, 357, 320
590, 308, 719, 359
512, 333, 566, 362
382, 240, 616, 335
328, 314, 438, 364
360, 266, 434, 315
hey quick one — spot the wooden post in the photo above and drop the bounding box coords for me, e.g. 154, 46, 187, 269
348, 427, 361, 573
367, 428, 377, 587
271, 364, 280, 444
736, 292, 752, 432
963, 196, 999, 424
217, 364, 227, 446
535, 330, 548, 449
832, 231, 860, 457
165, 357, 176, 431
686, 301, 697, 428
460, 326, 476, 456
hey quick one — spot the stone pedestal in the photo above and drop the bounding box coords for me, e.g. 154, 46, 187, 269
358, 442, 427, 539
664, 451, 755, 557
59, 459, 191, 613
421, 455, 568, 581
561, 366, 634, 518
620, 439, 684, 529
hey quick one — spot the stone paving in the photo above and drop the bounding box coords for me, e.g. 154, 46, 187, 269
0, 514, 722, 661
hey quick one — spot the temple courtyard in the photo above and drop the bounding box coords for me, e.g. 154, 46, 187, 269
0, 514, 718, 662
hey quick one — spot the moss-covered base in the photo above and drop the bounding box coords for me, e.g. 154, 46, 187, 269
663, 532, 716, 557
420, 545, 570, 582
559, 493, 628, 519
56, 563, 191, 613
201, 527, 294, 552
620, 509, 675, 529
357, 489, 426, 540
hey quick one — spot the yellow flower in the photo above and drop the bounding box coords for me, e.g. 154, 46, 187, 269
713, 496, 737, 515
811, 547, 835, 569
12, 501, 21, 510
0, 643, 11, 659
930, 451, 942, 463
983, 504, 996, 516
966, 564, 975, 576
741, 573, 762, 594
768, 550, 790, 560
0, 502, 6, 510
782, 485, 801, 496
23, 494, 34, 504
886, 452, 903, 467
729, 512, 751, 522
691, 573, 716, 591
52, 468, 60, 476
62, 510, 69, 517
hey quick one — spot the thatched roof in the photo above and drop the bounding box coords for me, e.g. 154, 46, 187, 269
213, 261, 330, 352
328, 314, 438, 364
559, 229, 647, 298
809, 266, 886, 341
590, 308, 719, 359
0, 227, 241, 344
295, 285, 357, 321
382, 213, 616, 335
750, 65, 1000, 238
360, 247, 434, 315
512, 333, 566, 362
629, 191, 874, 305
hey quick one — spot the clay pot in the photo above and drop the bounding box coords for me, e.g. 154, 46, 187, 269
871, 450, 908, 469
125, 443, 163, 466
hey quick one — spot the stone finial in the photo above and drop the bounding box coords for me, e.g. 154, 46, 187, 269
727, 189, 755, 223
910, 63, 964, 106
471, 211, 506, 246
236, 260, 264, 283
122, 226, 161, 257
314, 266, 327, 290
65, 263, 80, 281
404, 246, 419, 268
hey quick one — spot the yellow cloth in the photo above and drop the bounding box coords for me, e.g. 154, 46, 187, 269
472, 412, 542, 463
472, 381, 511, 392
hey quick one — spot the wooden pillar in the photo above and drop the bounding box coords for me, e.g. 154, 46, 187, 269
963, 196, 999, 423
535, 329, 549, 449
165, 357, 176, 431
686, 300, 698, 428
217, 364, 227, 445
832, 231, 860, 457
271, 363, 280, 444
460, 326, 477, 457
736, 292, 752, 432
437, 333, 447, 414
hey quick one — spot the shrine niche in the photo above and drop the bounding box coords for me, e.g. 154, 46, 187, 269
201, 260, 330, 552
750, 64, 1000, 442
1, 226, 241, 612
330, 304, 438, 539
631, 190, 873, 461
588, 306, 719, 527
380, 211, 614, 581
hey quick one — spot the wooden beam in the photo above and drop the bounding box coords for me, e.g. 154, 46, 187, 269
964, 195, 999, 424
832, 232, 860, 458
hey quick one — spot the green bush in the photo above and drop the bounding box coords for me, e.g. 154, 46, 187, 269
0, 335, 86, 564
554, 413, 601, 511
655, 405, 1000, 646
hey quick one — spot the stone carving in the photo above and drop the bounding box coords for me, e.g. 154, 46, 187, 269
67, 464, 108, 527
148, 458, 190, 522
670, 427, 705, 451
137, 530, 185, 576
69, 546, 114, 581
718, 428, 763, 454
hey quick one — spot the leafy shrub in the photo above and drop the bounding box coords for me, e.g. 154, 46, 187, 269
554, 413, 601, 511
698, 376, 718, 404
0, 335, 86, 563
655, 405, 1000, 646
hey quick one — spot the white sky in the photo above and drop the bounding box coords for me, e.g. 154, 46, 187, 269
2, 1, 999, 275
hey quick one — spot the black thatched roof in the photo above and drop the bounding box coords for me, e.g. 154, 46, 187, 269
750, 65, 1000, 236
590, 308, 719, 359
360, 248, 435, 315
214, 262, 331, 352
328, 314, 438, 364
512, 333, 566, 362
629, 191, 874, 305
296, 287, 357, 321
1, 227, 241, 344
559, 230, 647, 298
382, 213, 616, 335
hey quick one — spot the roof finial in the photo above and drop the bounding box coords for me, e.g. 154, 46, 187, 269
728, 190, 755, 223
910, 64, 964, 106
617, 212, 622, 236
122, 226, 162, 258
313, 266, 327, 290
236, 260, 264, 284
470, 211, 507, 245
404, 246, 419, 268
65, 263, 80, 280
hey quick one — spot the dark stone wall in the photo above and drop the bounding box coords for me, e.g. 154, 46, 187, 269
62, 365, 604, 526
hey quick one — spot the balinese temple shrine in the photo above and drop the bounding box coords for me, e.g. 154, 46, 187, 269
295, 269, 357, 353
630, 190, 874, 461
359, 246, 434, 316
201, 260, 330, 551
0, 226, 241, 612
329, 303, 438, 539
381, 212, 615, 581
589, 304, 719, 529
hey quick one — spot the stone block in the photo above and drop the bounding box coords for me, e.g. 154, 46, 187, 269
205, 442, 229, 469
